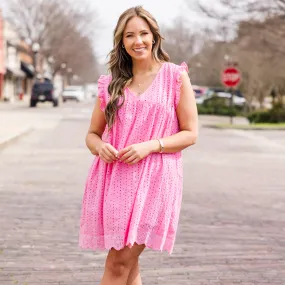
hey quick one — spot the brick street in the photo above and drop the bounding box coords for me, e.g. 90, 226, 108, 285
0, 102, 285, 284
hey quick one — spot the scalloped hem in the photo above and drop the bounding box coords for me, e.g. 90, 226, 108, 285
79, 233, 174, 255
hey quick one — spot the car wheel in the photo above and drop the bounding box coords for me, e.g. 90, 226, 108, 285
30, 99, 37, 107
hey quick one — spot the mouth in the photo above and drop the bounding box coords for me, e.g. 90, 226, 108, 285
133, 47, 147, 53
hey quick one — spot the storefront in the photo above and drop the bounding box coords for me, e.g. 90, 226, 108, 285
3, 66, 25, 101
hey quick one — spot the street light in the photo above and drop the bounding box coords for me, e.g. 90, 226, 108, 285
195, 62, 202, 85
61, 62, 67, 69
67, 67, 72, 85
46, 56, 54, 79
48, 56, 54, 66
61, 62, 67, 89
32, 42, 40, 53
32, 42, 40, 80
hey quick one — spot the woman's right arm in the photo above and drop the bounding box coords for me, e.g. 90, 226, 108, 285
86, 98, 118, 163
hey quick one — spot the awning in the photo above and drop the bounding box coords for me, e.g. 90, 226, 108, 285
6, 67, 26, 78
21, 62, 35, 78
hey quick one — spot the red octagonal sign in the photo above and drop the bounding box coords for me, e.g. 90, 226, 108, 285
222, 67, 241, 88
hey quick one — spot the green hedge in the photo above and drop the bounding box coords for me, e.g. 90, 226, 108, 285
247, 104, 285, 123
197, 96, 243, 117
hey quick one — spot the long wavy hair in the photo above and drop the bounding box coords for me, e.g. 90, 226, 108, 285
105, 6, 170, 130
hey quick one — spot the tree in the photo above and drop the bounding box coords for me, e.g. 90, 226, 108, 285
161, 17, 205, 66
3, 0, 99, 82
185, 0, 285, 108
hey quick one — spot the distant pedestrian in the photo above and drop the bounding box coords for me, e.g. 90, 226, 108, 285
79, 6, 198, 285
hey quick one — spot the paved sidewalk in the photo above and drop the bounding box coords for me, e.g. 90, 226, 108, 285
199, 115, 249, 126
0, 112, 34, 148
0, 100, 63, 148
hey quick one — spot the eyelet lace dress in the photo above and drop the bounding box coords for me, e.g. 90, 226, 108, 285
79, 62, 189, 254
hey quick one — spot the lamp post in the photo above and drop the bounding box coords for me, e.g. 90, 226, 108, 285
61, 62, 67, 90
48, 56, 54, 79
32, 42, 40, 81
195, 62, 202, 85
67, 67, 72, 85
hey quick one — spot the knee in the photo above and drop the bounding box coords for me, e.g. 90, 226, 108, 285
105, 253, 135, 277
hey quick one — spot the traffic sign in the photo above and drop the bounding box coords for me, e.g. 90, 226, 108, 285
222, 67, 241, 88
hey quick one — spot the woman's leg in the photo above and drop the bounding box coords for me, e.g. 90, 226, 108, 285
100, 243, 145, 285
126, 260, 142, 285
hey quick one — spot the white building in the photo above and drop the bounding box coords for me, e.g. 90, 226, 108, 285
3, 20, 25, 102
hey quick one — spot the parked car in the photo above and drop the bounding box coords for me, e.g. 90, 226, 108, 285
192, 85, 209, 104
214, 92, 246, 106
196, 88, 246, 106
30, 79, 58, 107
62, 85, 85, 102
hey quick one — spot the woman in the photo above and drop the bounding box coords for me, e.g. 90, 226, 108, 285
79, 6, 198, 285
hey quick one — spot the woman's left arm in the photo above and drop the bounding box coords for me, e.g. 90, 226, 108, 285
149, 70, 199, 153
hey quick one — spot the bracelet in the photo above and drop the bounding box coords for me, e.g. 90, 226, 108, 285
157, 139, 164, 153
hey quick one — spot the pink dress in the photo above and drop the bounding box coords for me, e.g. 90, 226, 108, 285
79, 62, 188, 254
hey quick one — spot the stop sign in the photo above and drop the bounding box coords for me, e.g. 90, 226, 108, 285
222, 67, 241, 88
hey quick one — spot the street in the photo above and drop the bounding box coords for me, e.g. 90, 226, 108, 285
1, 101, 285, 285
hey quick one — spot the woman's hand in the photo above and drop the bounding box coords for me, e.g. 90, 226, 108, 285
118, 141, 159, 165
97, 142, 119, 163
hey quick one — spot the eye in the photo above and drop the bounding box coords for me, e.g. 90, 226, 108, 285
126, 34, 133, 38
142, 32, 148, 35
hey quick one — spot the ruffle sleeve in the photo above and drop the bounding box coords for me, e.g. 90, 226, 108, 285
175, 62, 189, 109
97, 74, 112, 112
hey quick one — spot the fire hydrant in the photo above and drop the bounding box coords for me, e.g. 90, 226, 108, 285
19, 93, 24, 100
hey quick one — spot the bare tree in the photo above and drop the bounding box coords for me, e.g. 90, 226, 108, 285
193, 0, 285, 55
4, 0, 98, 46
3, 0, 99, 82
161, 17, 205, 66
184, 0, 285, 108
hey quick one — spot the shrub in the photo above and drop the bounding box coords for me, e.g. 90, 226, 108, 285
197, 96, 241, 116
247, 103, 285, 123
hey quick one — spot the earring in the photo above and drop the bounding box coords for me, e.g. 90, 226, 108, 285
122, 44, 125, 49
152, 40, 155, 44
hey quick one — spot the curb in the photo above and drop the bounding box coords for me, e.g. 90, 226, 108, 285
0, 127, 33, 150
203, 124, 285, 131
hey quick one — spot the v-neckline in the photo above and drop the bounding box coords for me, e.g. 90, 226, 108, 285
126, 62, 165, 98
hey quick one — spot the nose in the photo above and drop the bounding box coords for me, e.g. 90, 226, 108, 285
134, 36, 143, 44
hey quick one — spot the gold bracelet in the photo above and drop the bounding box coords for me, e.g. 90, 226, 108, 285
157, 139, 164, 153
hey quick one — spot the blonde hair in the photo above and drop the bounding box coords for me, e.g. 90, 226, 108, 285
105, 6, 170, 130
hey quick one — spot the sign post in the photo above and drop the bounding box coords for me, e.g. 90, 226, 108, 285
221, 67, 241, 124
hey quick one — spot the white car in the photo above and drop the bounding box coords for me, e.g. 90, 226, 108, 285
198, 90, 246, 106
215, 92, 246, 106
62, 86, 85, 102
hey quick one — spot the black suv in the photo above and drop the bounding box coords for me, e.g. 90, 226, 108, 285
30, 79, 59, 107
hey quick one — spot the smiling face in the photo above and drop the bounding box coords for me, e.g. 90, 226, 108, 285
122, 16, 154, 61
